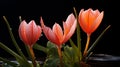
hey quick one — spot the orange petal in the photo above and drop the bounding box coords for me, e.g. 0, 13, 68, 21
88, 9, 100, 28
79, 9, 88, 33
90, 11, 104, 33
63, 21, 69, 35
88, 9, 97, 27
53, 23, 63, 44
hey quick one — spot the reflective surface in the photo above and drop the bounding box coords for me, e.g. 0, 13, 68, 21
88, 54, 120, 67
89, 54, 120, 61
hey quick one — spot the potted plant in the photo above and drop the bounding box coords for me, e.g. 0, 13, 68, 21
0, 7, 111, 67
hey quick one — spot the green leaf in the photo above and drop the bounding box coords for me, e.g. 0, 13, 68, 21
43, 41, 59, 67
43, 58, 59, 67
69, 39, 82, 60
3, 16, 27, 59
46, 41, 58, 56
69, 39, 79, 54
0, 42, 23, 61
63, 45, 79, 66
69, 39, 78, 51
2, 16, 29, 65
73, 7, 82, 61
33, 43, 48, 53
46, 41, 56, 49
0, 42, 32, 67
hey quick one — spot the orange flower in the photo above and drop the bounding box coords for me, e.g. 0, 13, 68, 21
78, 8, 104, 35
19, 20, 42, 47
40, 13, 77, 48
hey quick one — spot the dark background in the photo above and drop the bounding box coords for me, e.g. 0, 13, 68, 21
0, 0, 115, 59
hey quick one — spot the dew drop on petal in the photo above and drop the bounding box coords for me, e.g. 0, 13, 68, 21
41, 34, 43, 37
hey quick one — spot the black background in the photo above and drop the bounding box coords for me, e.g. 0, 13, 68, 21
0, 0, 115, 59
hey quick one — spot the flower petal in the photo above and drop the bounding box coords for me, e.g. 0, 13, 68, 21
19, 20, 41, 47
64, 13, 75, 35
63, 19, 77, 43
90, 11, 104, 33
79, 8, 103, 35
19, 20, 29, 45
79, 9, 88, 33
53, 23, 63, 44
25, 20, 34, 46
32, 21, 42, 46
40, 18, 60, 45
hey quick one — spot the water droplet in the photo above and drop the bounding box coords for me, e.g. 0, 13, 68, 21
4, 63, 7, 65
41, 34, 43, 36
10, 28, 12, 30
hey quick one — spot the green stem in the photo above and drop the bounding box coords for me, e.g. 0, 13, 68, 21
3, 16, 28, 62
87, 25, 111, 55
0, 42, 32, 67
33, 43, 48, 53
0, 42, 23, 61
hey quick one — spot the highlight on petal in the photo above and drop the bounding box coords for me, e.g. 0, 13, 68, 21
19, 20, 29, 45
65, 13, 75, 26
90, 11, 104, 33
63, 13, 76, 35
63, 19, 77, 43
63, 13, 77, 43
25, 20, 34, 46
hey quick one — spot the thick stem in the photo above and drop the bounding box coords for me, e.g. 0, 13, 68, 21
83, 34, 90, 58
57, 46, 63, 67
29, 46, 36, 67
